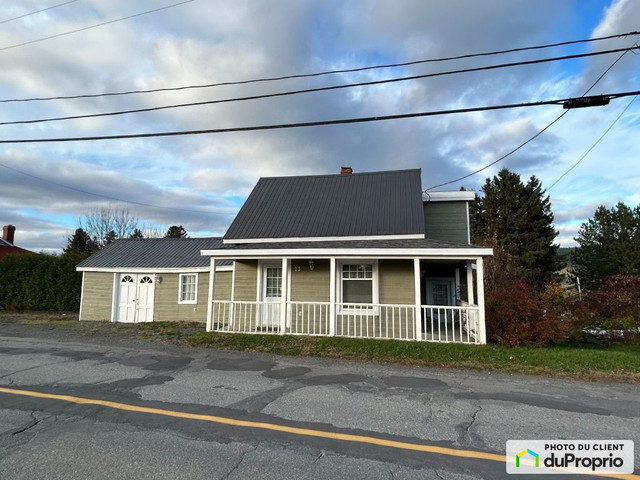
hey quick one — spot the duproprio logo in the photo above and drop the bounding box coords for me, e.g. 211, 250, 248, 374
516, 449, 539, 468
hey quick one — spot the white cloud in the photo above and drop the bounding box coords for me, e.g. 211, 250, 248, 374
0, 0, 638, 250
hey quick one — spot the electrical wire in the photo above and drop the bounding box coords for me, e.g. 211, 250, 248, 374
1, 30, 638, 104
0, 0, 194, 53
424, 45, 634, 191
0, 91, 638, 144
0, 160, 234, 215
1, 46, 638, 127
0, 0, 79, 26
548, 95, 638, 191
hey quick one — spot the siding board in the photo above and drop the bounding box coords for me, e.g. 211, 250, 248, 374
424, 201, 469, 244
79, 272, 114, 321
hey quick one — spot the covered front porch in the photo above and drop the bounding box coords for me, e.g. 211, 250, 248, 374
204, 254, 488, 344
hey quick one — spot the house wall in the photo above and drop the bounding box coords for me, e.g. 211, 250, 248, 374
290, 259, 330, 302
230, 259, 415, 305
233, 260, 258, 301
154, 271, 231, 323
379, 259, 415, 304
424, 201, 469, 244
79, 272, 113, 321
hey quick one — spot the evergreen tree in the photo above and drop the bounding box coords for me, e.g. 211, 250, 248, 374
104, 230, 117, 245
129, 228, 144, 239
471, 168, 562, 287
63, 228, 98, 255
572, 202, 640, 290
165, 225, 188, 238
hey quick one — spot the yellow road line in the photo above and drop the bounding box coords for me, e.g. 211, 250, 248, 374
0, 386, 637, 479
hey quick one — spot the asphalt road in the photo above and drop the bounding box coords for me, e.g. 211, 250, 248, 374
0, 334, 638, 479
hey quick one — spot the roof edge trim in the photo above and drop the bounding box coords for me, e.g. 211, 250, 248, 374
223, 234, 425, 245
202, 248, 493, 258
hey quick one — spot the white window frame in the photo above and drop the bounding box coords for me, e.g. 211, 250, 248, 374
178, 273, 198, 304
337, 260, 379, 312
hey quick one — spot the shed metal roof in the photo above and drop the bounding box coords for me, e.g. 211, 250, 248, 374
77, 237, 227, 269
224, 169, 425, 241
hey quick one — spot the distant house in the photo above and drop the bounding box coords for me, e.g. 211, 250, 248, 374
77, 168, 492, 344
0, 225, 34, 259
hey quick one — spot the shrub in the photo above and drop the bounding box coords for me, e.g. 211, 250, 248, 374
0, 251, 87, 311
485, 278, 569, 346
570, 275, 640, 343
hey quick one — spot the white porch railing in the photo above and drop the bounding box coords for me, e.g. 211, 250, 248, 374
210, 300, 482, 344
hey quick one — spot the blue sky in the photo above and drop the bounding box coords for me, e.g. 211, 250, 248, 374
0, 0, 638, 251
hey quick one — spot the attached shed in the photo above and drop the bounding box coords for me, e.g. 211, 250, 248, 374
76, 238, 231, 323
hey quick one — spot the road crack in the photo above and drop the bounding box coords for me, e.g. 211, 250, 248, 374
11, 411, 41, 435
465, 405, 482, 436
455, 403, 484, 448
219, 444, 258, 480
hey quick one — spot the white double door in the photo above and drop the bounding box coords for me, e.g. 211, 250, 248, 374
117, 273, 155, 323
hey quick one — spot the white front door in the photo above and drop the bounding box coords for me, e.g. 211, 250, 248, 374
260, 263, 282, 327
118, 275, 137, 322
136, 275, 155, 322
116, 274, 155, 323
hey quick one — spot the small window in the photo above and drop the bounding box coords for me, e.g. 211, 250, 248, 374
121, 275, 134, 283
341, 263, 374, 304
140, 276, 153, 284
179, 274, 198, 304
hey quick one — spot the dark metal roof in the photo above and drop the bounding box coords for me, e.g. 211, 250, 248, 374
213, 237, 490, 251
224, 169, 425, 241
77, 238, 229, 269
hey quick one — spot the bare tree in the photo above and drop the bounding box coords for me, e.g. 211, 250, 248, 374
139, 223, 166, 239
80, 206, 139, 248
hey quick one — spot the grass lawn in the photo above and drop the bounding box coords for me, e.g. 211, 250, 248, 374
2, 311, 639, 382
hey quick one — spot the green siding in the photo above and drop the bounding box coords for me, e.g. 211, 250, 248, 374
424, 201, 469, 244
379, 259, 415, 304
153, 271, 231, 323
80, 272, 113, 321
290, 259, 330, 302
233, 260, 258, 301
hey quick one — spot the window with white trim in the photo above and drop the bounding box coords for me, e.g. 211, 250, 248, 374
179, 273, 198, 304
340, 263, 375, 304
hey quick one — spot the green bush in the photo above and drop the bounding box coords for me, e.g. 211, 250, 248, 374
0, 252, 87, 311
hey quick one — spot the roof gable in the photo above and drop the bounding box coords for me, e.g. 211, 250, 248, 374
224, 169, 425, 242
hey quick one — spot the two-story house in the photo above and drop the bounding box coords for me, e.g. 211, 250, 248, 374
77, 168, 492, 344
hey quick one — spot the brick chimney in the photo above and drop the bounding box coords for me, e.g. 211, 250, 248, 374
340, 166, 353, 175
2, 225, 16, 244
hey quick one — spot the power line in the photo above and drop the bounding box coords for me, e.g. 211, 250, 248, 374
548, 95, 638, 191
0, 0, 79, 26
2, 46, 638, 127
0, 160, 234, 215
0, 90, 638, 144
0, 0, 194, 53
424, 45, 634, 191
1, 30, 638, 104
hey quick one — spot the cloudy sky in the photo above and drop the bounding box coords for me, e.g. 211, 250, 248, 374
1, 0, 638, 251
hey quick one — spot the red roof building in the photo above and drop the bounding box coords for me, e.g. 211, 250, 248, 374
0, 225, 34, 259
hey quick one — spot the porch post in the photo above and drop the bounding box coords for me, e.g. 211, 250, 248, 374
466, 261, 475, 305
280, 258, 289, 334
329, 258, 336, 336
413, 258, 422, 341
206, 258, 217, 332
476, 257, 487, 344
